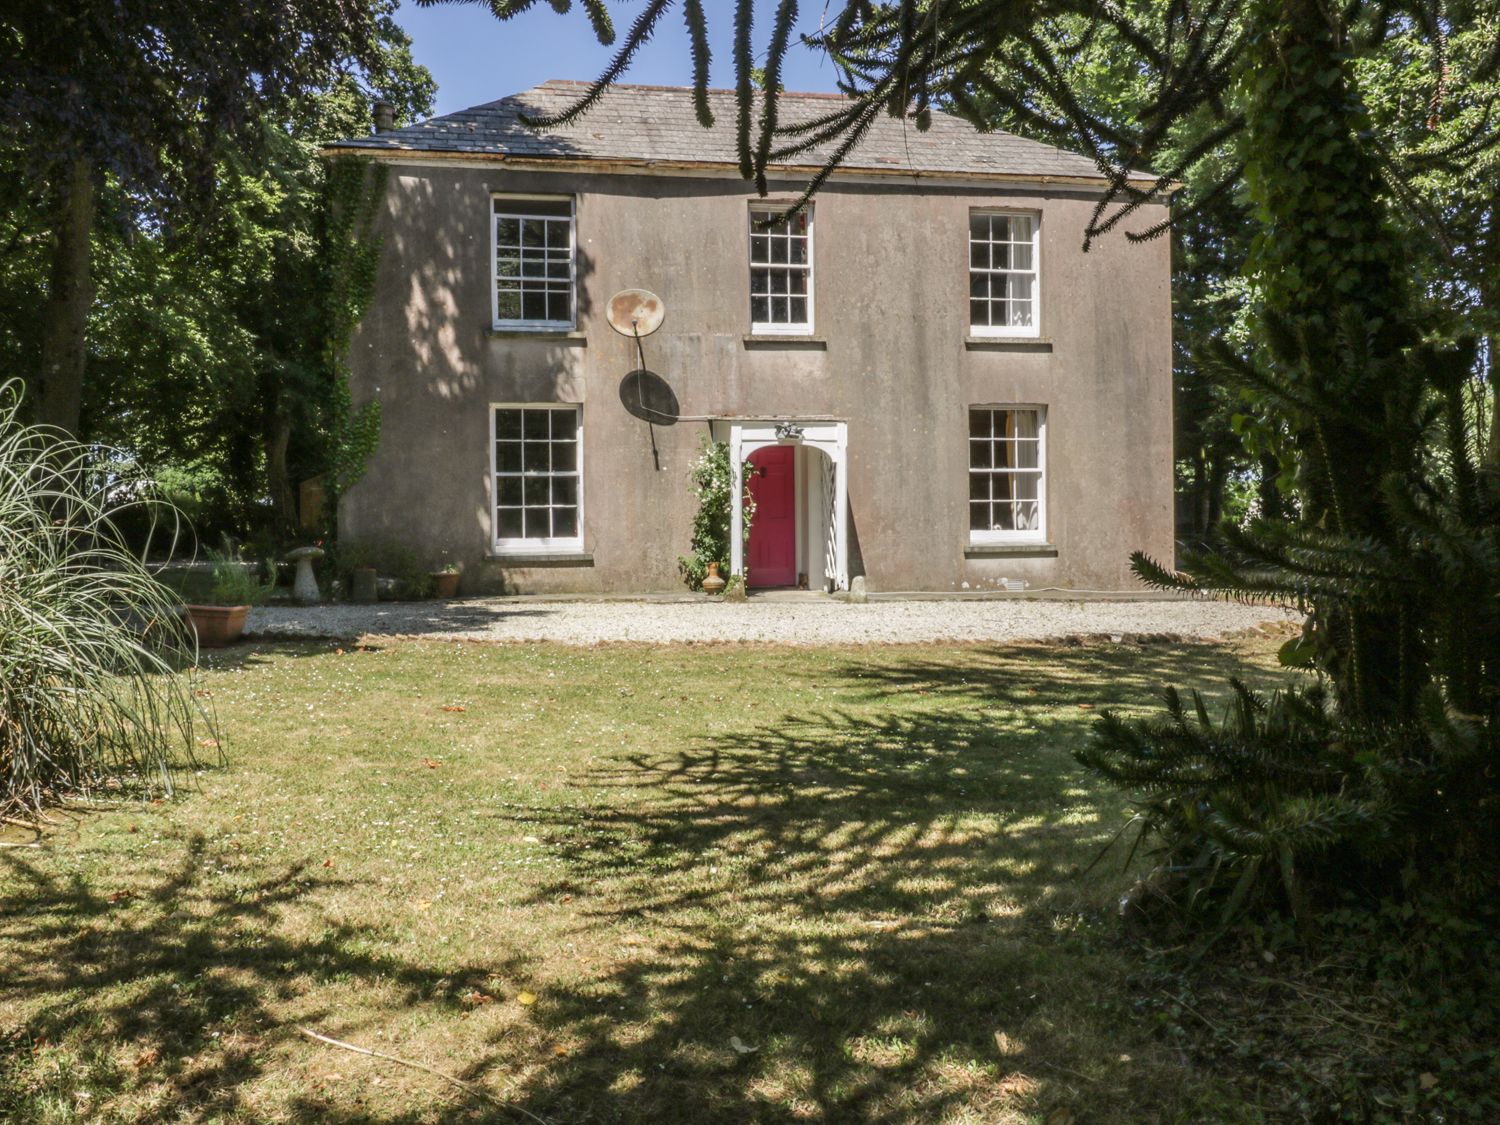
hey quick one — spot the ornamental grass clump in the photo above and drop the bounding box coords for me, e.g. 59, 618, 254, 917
0, 381, 205, 823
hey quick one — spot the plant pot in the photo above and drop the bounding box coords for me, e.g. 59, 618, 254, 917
184, 604, 249, 648
702, 561, 727, 595
430, 571, 460, 599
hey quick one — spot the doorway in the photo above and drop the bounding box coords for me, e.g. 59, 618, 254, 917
746, 445, 797, 587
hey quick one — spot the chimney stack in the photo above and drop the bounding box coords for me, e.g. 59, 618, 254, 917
372, 101, 396, 133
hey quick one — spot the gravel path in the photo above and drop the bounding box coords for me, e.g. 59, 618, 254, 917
247, 596, 1291, 646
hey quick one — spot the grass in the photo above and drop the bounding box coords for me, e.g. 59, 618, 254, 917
0, 633, 1289, 1122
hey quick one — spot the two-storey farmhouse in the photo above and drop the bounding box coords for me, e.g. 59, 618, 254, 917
326, 81, 1173, 594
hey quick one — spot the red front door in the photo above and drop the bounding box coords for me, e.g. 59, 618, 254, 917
747, 445, 797, 588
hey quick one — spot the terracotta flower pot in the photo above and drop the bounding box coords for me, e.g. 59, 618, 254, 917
430, 571, 460, 599
184, 604, 249, 648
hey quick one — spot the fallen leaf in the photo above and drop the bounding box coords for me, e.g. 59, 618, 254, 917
994, 1031, 1024, 1057
553, 1045, 568, 1057
442, 705, 466, 713
133, 1047, 160, 1069
421, 758, 441, 769
415, 900, 433, 911
1419, 1073, 1439, 1090
517, 990, 538, 1006
128, 825, 137, 834
461, 989, 493, 1007
729, 1036, 758, 1054
198, 738, 220, 749
108, 890, 133, 904
322, 858, 333, 868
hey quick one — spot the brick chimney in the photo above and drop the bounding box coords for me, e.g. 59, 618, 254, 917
372, 101, 396, 133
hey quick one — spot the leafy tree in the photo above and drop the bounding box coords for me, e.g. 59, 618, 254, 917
0, 0, 390, 435
0, 1, 433, 540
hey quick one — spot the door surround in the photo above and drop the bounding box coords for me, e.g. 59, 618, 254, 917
715, 418, 849, 592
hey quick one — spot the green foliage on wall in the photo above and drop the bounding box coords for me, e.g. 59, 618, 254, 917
318, 158, 388, 518
677, 439, 756, 590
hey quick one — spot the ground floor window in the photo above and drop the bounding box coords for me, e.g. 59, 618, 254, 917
969, 406, 1046, 541
492, 404, 582, 550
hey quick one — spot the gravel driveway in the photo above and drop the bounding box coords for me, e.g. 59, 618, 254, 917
247, 596, 1291, 646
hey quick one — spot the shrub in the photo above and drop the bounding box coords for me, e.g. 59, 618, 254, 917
0, 381, 207, 823
205, 540, 278, 606
678, 439, 755, 590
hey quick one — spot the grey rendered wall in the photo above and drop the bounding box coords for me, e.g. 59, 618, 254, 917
341, 162, 1174, 593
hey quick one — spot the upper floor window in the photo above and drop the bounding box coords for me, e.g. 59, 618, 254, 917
969, 212, 1038, 337
492, 197, 574, 329
492, 404, 582, 550
750, 207, 813, 334
969, 406, 1046, 542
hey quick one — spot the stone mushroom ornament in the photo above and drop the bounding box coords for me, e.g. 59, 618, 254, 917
285, 545, 325, 605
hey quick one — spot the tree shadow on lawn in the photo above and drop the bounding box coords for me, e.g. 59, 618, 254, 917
474, 642, 1284, 1121
0, 836, 529, 1123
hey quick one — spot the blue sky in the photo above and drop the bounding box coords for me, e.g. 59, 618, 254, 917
394, 0, 844, 118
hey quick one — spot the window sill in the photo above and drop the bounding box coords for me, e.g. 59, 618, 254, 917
743, 334, 827, 349
487, 549, 594, 566
965, 542, 1058, 558
486, 327, 587, 343
965, 336, 1052, 352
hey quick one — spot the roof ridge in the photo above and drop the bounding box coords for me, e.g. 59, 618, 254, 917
536, 78, 854, 101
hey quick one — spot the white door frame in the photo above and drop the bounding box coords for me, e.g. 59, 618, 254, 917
716, 419, 849, 591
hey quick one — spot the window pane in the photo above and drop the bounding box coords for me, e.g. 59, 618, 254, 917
521, 219, 546, 247
751, 296, 770, 323
495, 442, 521, 474
552, 440, 577, 472
770, 237, 787, 265
496, 290, 522, 320
969, 410, 992, 439
787, 297, 808, 324
496, 217, 519, 245
546, 220, 569, 248
751, 270, 769, 295
523, 507, 550, 538
496, 410, 522, 440
790, 237, 808, 265
521, 411, 547, 440
519, 291, 544, 320
497, 506, 523, 538
970, 501, 991, 531
1009, 241, 1033, 271
552, 476, 578, 506
551, 505, 578, 539
970, 214, 990, 241
523, 441, 550, 472
750, 234, 768, 262
497, 475, 523, 506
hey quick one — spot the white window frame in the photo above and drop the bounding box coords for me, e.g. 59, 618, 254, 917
748, 205, 815, 336
967, 405, 1048, 544
968, 210, 1041, 338
489, 402, 584, 553
491, 195, 577, 331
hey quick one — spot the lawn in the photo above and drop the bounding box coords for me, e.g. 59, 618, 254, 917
1, 634, 1287, 1123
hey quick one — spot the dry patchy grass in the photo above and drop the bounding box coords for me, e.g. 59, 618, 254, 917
0, 635, 1288, 1123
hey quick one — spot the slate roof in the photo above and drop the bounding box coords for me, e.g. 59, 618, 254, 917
327, 79, 1110, 182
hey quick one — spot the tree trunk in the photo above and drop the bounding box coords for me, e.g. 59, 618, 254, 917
1484, 193, 1499, 466
37, 159, 96, 436
264, 413, 299, 530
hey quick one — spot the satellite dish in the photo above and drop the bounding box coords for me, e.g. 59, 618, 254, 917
619, 369, 680, 425
607, 289, 665, 337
